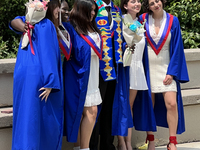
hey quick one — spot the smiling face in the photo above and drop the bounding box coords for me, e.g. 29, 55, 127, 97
124, 0, 141, 16
61, 1, 69, 22
148, 0, 163, 14
90, 4, 96, 22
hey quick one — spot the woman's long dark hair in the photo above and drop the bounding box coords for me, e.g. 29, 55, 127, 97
69, 0, 100, 35
142, 0, 166, 14
120, 0, 140, 17
45, 0, 60, 27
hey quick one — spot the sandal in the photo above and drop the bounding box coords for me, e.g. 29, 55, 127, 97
146, 134, 154, 143
167, 136, 177, 150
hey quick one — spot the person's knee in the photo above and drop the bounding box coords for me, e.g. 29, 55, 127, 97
91, 107, 98, 120
84, 106, 98, 121
166, 101, 177, 111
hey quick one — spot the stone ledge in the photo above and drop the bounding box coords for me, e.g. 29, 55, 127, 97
0, 107, 13, 129
0, 59, 16, 74
184, 49, 200, 62
182, 88, 200, 106
0, 49, 199, 74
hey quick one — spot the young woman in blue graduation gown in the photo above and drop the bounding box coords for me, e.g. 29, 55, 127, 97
132, 0, 189, 150
118, 0, 148, 149
9, 0, 64, 149
62, 0, 103, 150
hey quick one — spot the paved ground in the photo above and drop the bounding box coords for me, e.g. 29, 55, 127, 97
155, 142, 200, 150
133, 142, 200, 150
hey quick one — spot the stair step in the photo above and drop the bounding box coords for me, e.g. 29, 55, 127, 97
182, 88, 200, 106
0, 107, 13, 129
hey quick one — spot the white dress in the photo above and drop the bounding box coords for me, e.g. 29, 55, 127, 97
148, 11, 177, 93
84, 31, 102, 107
130, 19, 148, 90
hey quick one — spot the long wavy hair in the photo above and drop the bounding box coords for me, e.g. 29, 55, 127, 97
69, 0, 100, 35
142, 0, 166, 14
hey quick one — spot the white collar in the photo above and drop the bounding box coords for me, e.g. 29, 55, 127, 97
102, 1, 112, 7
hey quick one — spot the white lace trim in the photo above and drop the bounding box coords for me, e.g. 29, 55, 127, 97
149, 10, 167, 44
151, 80, 177, 93
84, 89, 102, 107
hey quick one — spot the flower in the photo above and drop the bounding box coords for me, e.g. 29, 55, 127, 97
122, 14, 146, 35
122, 14, 146, 66
129, 24, 137, 32
26, 0, 49, 11
21, 0, 49, 55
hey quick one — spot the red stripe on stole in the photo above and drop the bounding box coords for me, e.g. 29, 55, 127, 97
80, 34, 103, 60
144, 13, 174, 55
59, 41, 71, 60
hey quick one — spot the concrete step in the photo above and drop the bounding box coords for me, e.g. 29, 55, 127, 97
0, 107, 13, 128
181, 88, 200, 106
0, 107, 74, 150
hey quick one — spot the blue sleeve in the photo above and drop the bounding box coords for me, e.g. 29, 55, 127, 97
9, 16, 26, 35
167, 16, 189, 83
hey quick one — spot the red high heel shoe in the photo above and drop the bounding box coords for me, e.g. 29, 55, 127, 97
146, 134, 154, 143
167, 136, 178, 150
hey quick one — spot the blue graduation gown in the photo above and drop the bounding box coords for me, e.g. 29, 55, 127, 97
111, 63, 133, 136
133, 14, 189, 134
62, 22, 100, 142
9, 16, 64, 150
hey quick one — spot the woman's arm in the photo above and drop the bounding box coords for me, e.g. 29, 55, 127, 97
11, 19, 28, 33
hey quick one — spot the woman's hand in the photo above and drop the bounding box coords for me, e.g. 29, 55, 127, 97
163, 75, 173, 85
24, 22, 28, 33
39, 87, 52, 102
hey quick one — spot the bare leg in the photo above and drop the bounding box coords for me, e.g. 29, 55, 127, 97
147, 93, 155, 150
80, 106, 97, 149
163, 91, 178, 150
117, 89, 137, 150
117, 136, 127, 150
125, 128, 133, 150
125, 89, 137, 150
146, 131, 155, 150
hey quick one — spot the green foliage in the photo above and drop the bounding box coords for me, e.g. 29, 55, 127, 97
165, 0, 200, 48
0, 36, 8, 59
0, 0, 26, 58
67, 0, 74, 10
0, 36, 18, 59
0, 0, 200, 59
113, 0, 121, 6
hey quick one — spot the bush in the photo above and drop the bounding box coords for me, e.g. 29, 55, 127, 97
0, 36, 18, 59
163, 0, 200, 48
0, 36, 8, 59
0, 0, 26, 58
0, 0, 199, 59
67, 0, 74, 10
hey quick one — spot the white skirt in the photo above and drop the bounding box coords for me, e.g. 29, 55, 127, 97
84, 32, 102, 107
130, 36, 148, 90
